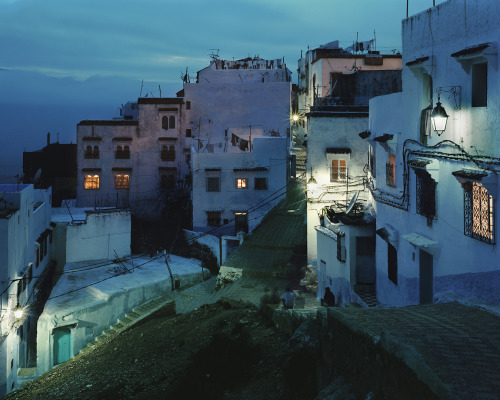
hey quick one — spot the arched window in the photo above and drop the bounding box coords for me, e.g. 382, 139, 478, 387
115, 145, 122, 159
85, 145, 93, 159
123, 145, 130, 158
115, 174, 130, 189
162, 116, 169, 130
93, 146, 100, 159
84, 174, 99, 189
161, 145, 175, 161
169, 116, 175, 129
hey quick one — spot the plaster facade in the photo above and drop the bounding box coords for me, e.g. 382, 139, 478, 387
0, 184, 52, 395
370, 0, 500, 307
191, 137, 289, 236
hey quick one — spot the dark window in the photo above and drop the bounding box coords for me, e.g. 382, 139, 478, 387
162, 116, 169, 130
368, 146, 375, 176
206, 177, 220, 192
356, 236, 375, 256
386, 153, 396, 187
169, 116, 175, 129
254, 177, 268, 190
235, 212, 248, 234
93, 146, 99, 159
115, 145, 130, 159
84, 145, 93, 159
463, 182, 494, 244
161, 145, 175, 161
416, 170, 436, 219
160, 174, 176, 189
35, 247, 39, 268
472, 62, 487, 107
336, 231, 346, 262
186, 129, 192, 137
207, 211, 221, 226
27, 266, 33, 283
388, 243, 398, 285
186, 101, 191, 110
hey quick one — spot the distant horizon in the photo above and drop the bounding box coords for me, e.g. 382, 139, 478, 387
0, 0, 445, 182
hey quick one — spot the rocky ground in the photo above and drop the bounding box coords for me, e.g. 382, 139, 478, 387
5, 300, 324, 400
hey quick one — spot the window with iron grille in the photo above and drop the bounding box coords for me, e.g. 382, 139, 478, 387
416, 170, 436, 218
207, 211, 221, 226
206, 177, 220, 192
386, 153, 396, 187
463, 182, 494, 244
331, 160, 347, 182
388, 243, 398, 285
115, 174, 130, 189
254, 177, 268, 190
336, 231, 346, 262
84, 174, 99, 189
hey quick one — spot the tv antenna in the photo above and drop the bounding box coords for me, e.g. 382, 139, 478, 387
209, 49, 220, 62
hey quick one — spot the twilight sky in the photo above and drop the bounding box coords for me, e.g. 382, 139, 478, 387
0, 0, 444, 181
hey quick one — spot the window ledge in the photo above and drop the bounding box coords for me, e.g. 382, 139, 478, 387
451, 43, 497, 72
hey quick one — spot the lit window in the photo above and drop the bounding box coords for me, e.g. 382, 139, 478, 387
236, 178, 247, 189
386, 153, 396, 187
84, 175, 99, 189
331, 159, 347, 182
115, 174, 130, 189
464, 182, 494, 244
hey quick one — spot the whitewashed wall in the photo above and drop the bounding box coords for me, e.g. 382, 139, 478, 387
370, 0, 500, 306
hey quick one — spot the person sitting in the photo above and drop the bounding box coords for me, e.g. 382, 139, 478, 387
321, 287, 335, 307
282, 287, 295, 310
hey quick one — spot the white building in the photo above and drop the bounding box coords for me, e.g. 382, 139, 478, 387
369, 0, 500, 307
191, 136, 289, 236
76, 98, 187, 218
303, 42, 403, 265
0, 184, 52, 395
183, 56, 292, 155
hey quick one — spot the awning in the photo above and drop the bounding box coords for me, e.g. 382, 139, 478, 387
452, 168, 497, 193
326, 147, 351, 154
406, 56, 430, 67
451, 43, 490, 58
407, 158, 432, 169
373, 134, 393, 143
402, 232, 439, 257
376, 225, 398, 248
358, 130, 371, 139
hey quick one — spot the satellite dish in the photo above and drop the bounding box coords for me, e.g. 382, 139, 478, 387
346, 191, 360, 214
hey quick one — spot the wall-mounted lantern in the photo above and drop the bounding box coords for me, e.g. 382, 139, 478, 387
431, 95, 449, 135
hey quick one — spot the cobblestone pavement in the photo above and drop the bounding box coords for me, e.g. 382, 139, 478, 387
330, 303, 500, 399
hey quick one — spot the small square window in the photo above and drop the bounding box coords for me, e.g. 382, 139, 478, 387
236, 178, 247, 189
186, 129, 192, 137
254, 177, 268, 190
207, 177, 220, 192
331, 160, 347, 182
207, 211, 221, 226
186, 101, 191, 110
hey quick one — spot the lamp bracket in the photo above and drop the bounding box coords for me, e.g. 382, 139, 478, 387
436, 86, 462, 111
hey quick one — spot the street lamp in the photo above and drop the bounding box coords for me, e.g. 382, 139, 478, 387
431, 95, 449, 135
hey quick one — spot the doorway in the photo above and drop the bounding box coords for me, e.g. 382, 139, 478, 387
234, 213, 248, 234
419, 250, 433, 304
53, 327, 72, 366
